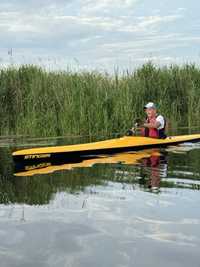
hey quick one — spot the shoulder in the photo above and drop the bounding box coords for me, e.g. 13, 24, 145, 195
156, 115, 165, 121
156, 115, 165, 128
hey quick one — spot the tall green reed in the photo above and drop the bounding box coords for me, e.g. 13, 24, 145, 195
0, 62, 199, 137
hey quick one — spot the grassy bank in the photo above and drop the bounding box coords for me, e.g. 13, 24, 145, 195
0, 62, 200, 137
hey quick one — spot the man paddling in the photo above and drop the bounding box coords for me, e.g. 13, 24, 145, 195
142, 102, 166, 139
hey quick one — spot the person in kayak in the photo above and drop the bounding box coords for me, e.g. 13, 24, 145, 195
141, 102, 167, 139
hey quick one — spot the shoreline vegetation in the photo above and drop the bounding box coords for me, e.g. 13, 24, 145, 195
0, 62, 200, 138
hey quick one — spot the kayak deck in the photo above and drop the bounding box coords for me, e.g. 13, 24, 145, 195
12, 134, 200, 162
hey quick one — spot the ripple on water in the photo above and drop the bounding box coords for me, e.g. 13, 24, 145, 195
0, 139, 200, 267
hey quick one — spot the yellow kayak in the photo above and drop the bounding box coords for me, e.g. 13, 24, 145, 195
12, 134, 200, 163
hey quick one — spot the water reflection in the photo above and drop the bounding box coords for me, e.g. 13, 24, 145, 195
140, 152, 168, 192
14, 149, 161, 176
1, 139, 200, 267
0, 144, 199, 206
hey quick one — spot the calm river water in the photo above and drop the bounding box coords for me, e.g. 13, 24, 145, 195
0, 136, 200, 267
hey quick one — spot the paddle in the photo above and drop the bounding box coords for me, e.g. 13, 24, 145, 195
126, 119, 143, 136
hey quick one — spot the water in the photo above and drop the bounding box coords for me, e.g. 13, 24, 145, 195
0, 136, 200, 267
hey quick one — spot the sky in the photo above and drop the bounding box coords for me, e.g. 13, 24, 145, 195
0, 0, 199, 72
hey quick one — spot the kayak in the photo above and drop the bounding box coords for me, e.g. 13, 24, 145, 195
12, 134, 200, 163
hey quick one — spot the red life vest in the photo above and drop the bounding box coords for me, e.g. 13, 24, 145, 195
148, 117, 159, 138
141, 115, 166, 139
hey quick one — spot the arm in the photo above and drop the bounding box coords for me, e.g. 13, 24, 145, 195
143, 121, 161, 129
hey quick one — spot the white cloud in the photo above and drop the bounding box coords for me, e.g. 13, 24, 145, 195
0, 10, 182, 39
80, 0, 138, 15
135, 14, 182, 30
0, 0, 199, 71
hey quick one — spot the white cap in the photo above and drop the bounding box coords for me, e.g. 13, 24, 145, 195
144, 102, 156, 109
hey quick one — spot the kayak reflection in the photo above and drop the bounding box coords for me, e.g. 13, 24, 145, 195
14, 149, 165, 177
5, 146, 200, 205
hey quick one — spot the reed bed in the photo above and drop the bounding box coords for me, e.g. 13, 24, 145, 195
0, 62, 199, 137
